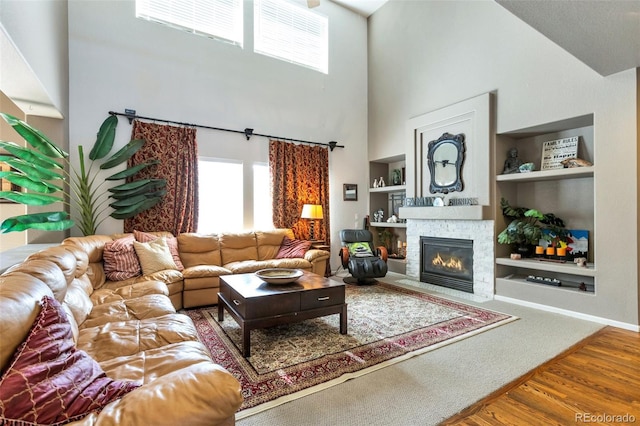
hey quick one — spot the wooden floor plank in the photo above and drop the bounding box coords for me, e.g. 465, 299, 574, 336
441, 326, 640, 426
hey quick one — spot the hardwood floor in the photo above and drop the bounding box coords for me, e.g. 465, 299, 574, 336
441, 326, 640, 425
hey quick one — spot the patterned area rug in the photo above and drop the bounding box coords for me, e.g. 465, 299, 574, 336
184, 282, 516, 419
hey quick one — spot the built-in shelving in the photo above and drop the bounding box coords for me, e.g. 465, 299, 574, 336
369, 222, 406, 228
494, 114, 596, 305
369, 185, 406, 193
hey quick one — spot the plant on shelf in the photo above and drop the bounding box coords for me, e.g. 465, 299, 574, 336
497, 197, 568, 256
0, 113, 166, 235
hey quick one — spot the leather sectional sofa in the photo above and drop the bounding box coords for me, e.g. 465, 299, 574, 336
0, 228, 328, 424
62, 228, 330, 310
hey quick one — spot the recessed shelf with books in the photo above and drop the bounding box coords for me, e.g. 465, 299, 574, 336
494, 114, 596, 306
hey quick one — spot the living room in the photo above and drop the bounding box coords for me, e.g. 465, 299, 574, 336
2, 0, 638, 328
1, 0, 640, 424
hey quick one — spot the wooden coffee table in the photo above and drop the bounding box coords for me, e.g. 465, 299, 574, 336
218, 271, 347, 357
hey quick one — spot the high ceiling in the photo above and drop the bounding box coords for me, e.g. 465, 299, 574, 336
334, 0, 640, 77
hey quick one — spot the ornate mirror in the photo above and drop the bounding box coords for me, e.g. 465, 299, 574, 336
427, 132, 465, 194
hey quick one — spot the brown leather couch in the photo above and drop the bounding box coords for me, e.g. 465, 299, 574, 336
0, 243, 243, 425
62, 228, 330, 310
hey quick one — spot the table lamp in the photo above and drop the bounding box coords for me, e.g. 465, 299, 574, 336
301, 204, 323, 240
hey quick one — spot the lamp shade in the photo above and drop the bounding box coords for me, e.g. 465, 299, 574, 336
301, 204, 323, 220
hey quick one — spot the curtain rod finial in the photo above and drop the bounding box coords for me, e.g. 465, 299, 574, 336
328, 141, 338, 151
244, 128, 254, 140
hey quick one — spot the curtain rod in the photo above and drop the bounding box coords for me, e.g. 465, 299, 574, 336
108, 110, 344, 151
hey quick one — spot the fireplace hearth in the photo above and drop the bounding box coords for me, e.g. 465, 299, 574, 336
420, 236, 474, 293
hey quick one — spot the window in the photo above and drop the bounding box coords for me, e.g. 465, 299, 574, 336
198, 159, 243, 234
136, 0, 243, 47
198, 159, 273, 233
253, 163, 273, 230
254, 0, 328, 74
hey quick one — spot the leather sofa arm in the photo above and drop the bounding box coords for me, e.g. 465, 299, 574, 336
304, 248, 330, 263
73, 363, 243, 426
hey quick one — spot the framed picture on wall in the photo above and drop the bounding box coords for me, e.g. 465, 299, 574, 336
343, 184, 358, 201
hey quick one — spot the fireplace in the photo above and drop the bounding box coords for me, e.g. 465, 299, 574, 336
420, 237, 474, 293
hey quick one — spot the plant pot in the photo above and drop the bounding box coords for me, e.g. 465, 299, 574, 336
514, 244, 534, 258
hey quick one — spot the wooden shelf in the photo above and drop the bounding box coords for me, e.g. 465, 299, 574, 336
496, 257, 595, 277
496, 166, 594, 182
369, 185, 406, 193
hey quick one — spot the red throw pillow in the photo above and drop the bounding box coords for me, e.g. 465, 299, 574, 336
276, 237, 312, 259
103, 234, 142, 281
0, 296, 140, 425
134, 230, 184, 271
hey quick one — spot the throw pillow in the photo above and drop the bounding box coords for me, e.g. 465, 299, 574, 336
133, 237, 179, 275
0, 296, 139, 425
133, 230, 184, 271
347, 242, 374, 258
103, 235, 142, 281
276, 237, 312, 259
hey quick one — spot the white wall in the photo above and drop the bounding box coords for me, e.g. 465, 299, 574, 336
368, 1, 638, 325
68, 0, 369, 271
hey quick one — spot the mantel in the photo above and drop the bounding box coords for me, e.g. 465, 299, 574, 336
399, 205, 491, 221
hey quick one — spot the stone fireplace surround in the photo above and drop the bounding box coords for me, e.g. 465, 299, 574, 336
405, 218, 494, 300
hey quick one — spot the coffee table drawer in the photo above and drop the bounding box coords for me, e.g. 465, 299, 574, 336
300, 287, 344, 310
230, 287, 300, 319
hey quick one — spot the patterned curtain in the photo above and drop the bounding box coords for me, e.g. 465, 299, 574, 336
269, 140, 330, 244
123, 120, 198, 235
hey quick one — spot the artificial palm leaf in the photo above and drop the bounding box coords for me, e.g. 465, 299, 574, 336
109, 189, 167, 208
0, 192, 63, 205
0, 212, 73, 233
89, 115, 118, 160
0, 172, 62, 193
106, 160, 159, 180
0, 113, 68, 159
111, 197, 164, 219
0, 156, 64, 181
108, 178, 165, 192
0, 141, 63, 170
109, 180, 166, 199
100, 139, 145, 169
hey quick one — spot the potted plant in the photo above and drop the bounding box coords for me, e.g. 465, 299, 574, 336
0, 113, 166, 235
497, 197, 568, 257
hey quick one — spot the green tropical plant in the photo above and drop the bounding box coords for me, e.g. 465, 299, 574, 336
497, 197, 567, 248
0, 113, 166, 235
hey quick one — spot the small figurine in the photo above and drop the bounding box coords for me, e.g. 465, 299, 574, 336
387, 214, 398, 223
502, 147, 523, 174
574, 257, 587, 267
379, 177, 386, 187
373, 178, 378, 188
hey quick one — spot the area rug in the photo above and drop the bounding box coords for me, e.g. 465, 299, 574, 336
184, 281, 516, 419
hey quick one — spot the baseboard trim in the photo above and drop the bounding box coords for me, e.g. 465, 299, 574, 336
494, 295, 640, 332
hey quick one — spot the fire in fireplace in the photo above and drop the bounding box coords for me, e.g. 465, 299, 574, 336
420, 236, 474, 293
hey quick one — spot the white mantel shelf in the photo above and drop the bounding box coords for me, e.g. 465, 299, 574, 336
399, 205, 491, 220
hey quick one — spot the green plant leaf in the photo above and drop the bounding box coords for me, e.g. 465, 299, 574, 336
109, 189, 166, 208
0, 141, 64, 170
0, 156, 64, 181
109, 180, 166, 199
0, 113, 68, 159
1, 212, 73, 233
0, 191, 63, 205
100, 139, 145, 169
0, 172, 63, 193
89, 115, 118, 160
105, 160, 160, 180
108, 178, 165, 193
110, 197, 163, 219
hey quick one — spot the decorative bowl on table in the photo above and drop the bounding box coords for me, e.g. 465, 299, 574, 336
255, 268, 304, 285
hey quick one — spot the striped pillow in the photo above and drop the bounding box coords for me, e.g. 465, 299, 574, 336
275, 237, 312, 259
103, 235, 142, 281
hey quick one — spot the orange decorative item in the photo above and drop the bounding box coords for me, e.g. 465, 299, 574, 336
546, 247, 555, 256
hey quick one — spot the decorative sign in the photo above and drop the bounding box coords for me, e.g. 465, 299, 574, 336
541, 136, 578, 170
